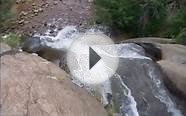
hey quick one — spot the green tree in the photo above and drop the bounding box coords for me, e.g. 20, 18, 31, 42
94, 0, 167, 37
167, 8, 186, 38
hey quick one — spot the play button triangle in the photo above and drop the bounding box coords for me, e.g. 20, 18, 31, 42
89, 47, 101, 70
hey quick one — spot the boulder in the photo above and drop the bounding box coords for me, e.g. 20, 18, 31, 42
0, 53, 107, 116
157, 44, 186, 99
135, 43, 162, 61
22, 37, 42, 53
159, 44, 186, 64
22, 37, 66, 66
158, 60, 186, 99
111, 58, 171, 116
98, 43, 182, 116
0, 43, 11, 54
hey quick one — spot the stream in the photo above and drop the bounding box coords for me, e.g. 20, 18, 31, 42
25, 25, 184, 116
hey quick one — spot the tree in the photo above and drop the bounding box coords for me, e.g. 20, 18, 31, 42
94, 0, 167, 37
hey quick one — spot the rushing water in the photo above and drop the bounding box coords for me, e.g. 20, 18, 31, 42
34, 25, 183, 116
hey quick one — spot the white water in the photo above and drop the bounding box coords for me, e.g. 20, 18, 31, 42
35, 25, 182, 116
114, 73, 139, 116
146, 63, 183, 116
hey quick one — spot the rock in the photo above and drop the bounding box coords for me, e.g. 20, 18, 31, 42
159, 44, 186, 64
22, 37, 41, 53
32, 3, 36, 6
123, 37, 176, 44
38, 8, 43, 12
135, 43, 162, 61
54, 1, 58, 5
112, 58, 171, 116
0, 53, 108, 116
20, 11, 28, 16
22, 37, 66, 66
157, 44, 186, 99
43, 22, 47, 27
158, 60, 186, 99
50, 24, 56, 28
88, 43, 183, 116
16, 0, 21, 4
18, 19, 25, 24
34, 9, 39, 14
0, 43, 11, 54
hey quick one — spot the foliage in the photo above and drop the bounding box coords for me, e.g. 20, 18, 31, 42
0, 33, 22, 48
0, 0, 13, 27
175, 30, 186, 45
94, 0, 167, 37
167, 8, 186, 38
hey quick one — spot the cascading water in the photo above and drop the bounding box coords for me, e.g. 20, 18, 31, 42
32, 25, 183, 116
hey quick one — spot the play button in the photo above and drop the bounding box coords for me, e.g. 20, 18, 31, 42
67, 33, 119, 84
89, 47, 101, 70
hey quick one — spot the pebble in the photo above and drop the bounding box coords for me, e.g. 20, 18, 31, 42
38, 8, 43, 12
43, 22, 48, 27
16, 0, 21, 4
20, 11, 28, 16
18, 19, 25, 24
54, 1, 58, 5
34, 9, 39, 13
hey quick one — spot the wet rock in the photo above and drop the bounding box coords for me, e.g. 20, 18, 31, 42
0, 43, 11, 54
0, 53, 108, 116
158, 60, 186, 99
112, 58, 177, 116
135, 43, 162, 61
22, 37, 64, 65
22, 36, 41, 53
50, 24, 56, 28
43, 22, 47, 27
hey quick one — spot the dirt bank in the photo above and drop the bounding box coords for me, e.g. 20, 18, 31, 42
7, 0, 93, 36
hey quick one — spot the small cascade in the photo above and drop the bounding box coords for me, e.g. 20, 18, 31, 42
30, 25, 183, 116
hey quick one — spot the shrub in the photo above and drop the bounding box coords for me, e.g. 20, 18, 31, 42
0, 0, 13, 27
175, 30, 186, 45
0, 33, 22, 48
94, 0, 167, 37
167, 8, 186, 38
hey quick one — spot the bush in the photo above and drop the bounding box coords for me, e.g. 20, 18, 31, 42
94, 0, 167, 37
0, 33, 22, 48
167, 8, 186, 38
0, 0, 13, 27
175, 30, 186, 45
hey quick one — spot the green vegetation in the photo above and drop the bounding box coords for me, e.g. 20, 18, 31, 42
0, 1, 22, 48
0, 0, 14, 28
175, 30, 186, 45
94, 0, 167, 37
94, 0, 186, 44
0, 33, 22, 48
167, 8, 186, 36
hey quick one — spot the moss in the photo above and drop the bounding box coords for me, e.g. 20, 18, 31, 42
0, 33, 22, 48
105, 104, 115, 116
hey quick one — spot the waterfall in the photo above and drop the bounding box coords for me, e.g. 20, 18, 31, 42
34, 25, 183, 116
